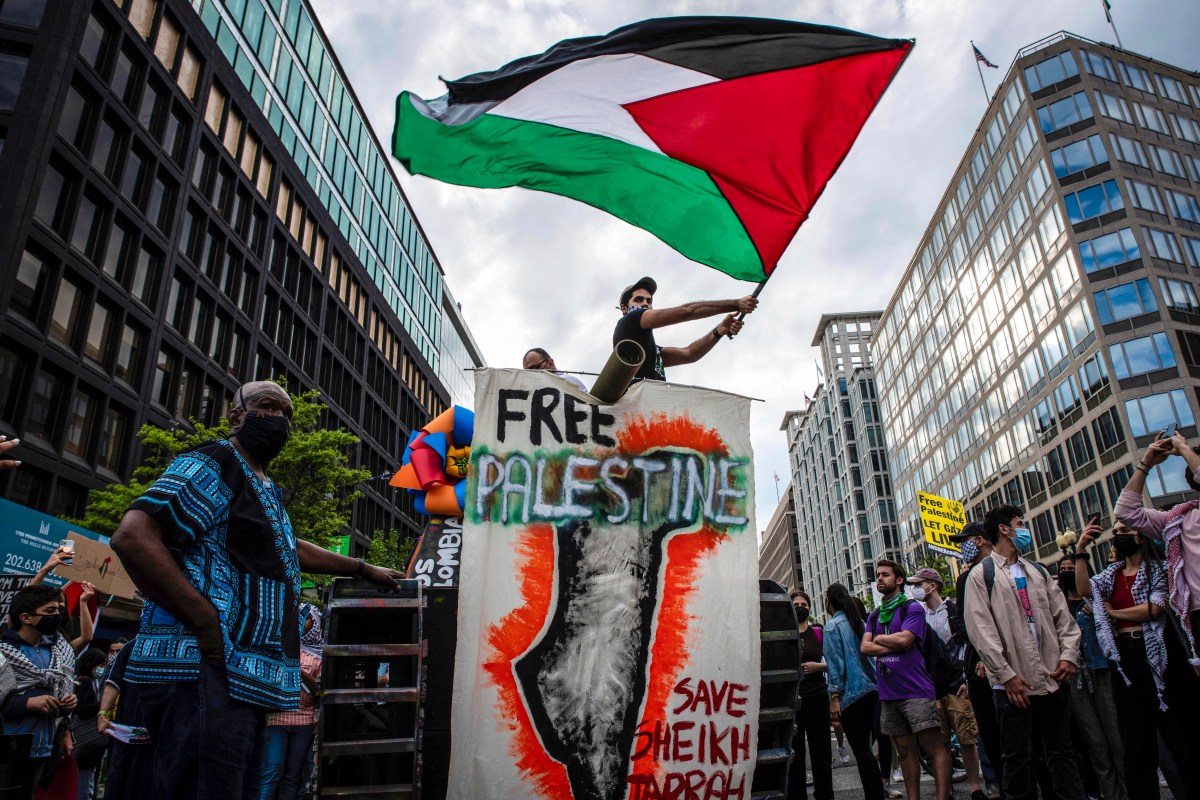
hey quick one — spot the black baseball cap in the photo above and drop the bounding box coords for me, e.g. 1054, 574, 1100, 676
619, 276, 657, 307
949, 520, 984, 542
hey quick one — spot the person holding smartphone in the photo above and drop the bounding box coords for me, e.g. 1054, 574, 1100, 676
1104, 430, 1200, 798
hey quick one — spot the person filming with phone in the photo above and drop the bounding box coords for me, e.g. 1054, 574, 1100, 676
1091, 426, 1200, 798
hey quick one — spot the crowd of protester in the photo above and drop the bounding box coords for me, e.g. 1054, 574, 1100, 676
788, 431, 1200, 800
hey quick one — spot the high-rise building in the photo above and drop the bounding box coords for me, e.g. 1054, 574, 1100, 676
782, 312, 900, 599
758, 484, 802, 591
873, 32, 1200, 565
0, 0, 484, 550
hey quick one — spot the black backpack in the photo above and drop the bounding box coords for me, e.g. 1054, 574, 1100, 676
871, 600, 962, 698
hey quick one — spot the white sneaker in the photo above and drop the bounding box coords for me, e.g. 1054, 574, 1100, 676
884, 785, 903, 799
1159, 769, 1168, 788
838, 744, 850, 764
891, 768, 903, 783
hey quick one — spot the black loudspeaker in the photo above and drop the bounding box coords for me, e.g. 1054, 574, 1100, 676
421, 586, 459, 734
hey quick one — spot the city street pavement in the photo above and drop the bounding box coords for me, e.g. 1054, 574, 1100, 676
816, 733, 979, 800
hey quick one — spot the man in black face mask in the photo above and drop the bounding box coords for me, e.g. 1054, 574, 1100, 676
0, 584, 79, 791
110, 381, 403, 800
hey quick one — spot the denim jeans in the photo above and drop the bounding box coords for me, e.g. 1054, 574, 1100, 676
257, 724, 316, 800
106, 657, 263, 800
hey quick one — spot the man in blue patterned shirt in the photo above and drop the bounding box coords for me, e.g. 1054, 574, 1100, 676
110, 381, 401, 799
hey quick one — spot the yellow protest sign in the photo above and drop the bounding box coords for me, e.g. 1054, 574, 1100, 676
918, 491, 964, 556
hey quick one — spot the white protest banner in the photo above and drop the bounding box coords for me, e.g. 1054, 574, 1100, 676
449, 369, 760, 800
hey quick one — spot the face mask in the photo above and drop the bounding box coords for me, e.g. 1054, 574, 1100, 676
794, 607, 810, 624
910, 586, 927, 601
1010, 526, 1033, 554
233, 412, 290, 465
960, 538, 979, 563
1058, 572, 1075, 594
1113, 534, 1140, 558
32, 613, 60, 636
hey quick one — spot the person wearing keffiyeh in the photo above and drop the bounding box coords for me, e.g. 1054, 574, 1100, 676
1108, 432, 1200, 799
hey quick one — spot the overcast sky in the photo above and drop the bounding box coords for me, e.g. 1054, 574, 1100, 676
309, 0, 1199, 531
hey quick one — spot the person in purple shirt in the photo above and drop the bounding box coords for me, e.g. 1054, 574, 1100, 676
862, 559, 951, 800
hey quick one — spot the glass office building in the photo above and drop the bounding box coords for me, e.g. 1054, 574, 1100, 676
0, 0, 483, 549
782, 312, 900, 597
874, 32, 1200, 565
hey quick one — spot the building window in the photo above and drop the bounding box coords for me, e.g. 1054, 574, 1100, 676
96, 405, 129, 473
1047, 445, 1070, 484
1013, 117, 1036, 162
1065, 179, 1123, 223
1172, 114, 1200, 145
1078, 481, 1107, 524
1126, 179, 1164, 215
1066, 428, 1096, 471
1054, 496, 1081, 534
1037, 92, 1093, 134
0, 51, 29, 110
83, 303, 113, 366
1054, 374, 1082, 417
11, 247, 47, 321
1039, 205, 1066, 246
1063, 302, 1094, 347
1093, 407, 1124, 454
1126, 389, 1194, 437
1133, 103, 1170, 135
1150, 145, 1187, 179
1107, 464, 1135, 503
1166, 189, 1200, 224
1024, 52, 1078, 93
1109, 333, 1176, 379
1119, 62, 1156, 94
1154, 73, 1188, 104
1078, 352, 1109, 397
1159, 277, 1199, 312
1081, 50, 1117, 81
1026, 161, 1051, 204
1094, 278, 1157, 324
1094, 92, 1132, 123
1147, 228, 1183, 263
70, 192, 104, 261
1077, 227, 1139, 272
1109, 133, 1147, 167
63, 389, 97, 459
114, 322, 143, 385
1041, 325, 1069, 369
1050, 134, 1107, 178
49, 276, 84, 347
26, 368, 66, 443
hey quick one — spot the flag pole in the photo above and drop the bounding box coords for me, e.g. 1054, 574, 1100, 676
1102, 0, 1124, 48
725, 273, 774, 338
971, 41, 989, 103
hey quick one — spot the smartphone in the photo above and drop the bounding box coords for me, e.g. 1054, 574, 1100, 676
1088, 515, 1099, 528
1158, 423, 1177, 439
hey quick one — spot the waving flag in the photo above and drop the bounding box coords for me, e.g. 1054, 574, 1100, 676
393, 17, 912, 281
973, 43, 999, 69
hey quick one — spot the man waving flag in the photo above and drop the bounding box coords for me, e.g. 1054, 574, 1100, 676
393, 17, 912, 282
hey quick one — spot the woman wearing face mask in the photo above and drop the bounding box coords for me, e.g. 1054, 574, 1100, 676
788, 590, 833, 800
822, 583, 886, 800
1107, 432, 1200, 798
1076, 520, 1194, 799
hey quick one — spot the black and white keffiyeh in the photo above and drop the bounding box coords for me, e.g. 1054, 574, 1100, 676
0, 633, 76, 704
1090, 559, 1169, 708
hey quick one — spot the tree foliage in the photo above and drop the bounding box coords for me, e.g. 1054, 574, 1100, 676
76, 386, 372, 553
365, 528, 418, 574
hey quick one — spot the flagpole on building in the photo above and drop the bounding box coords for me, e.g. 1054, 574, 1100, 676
1101, 0, 1123, 48
971, 41, 989, 102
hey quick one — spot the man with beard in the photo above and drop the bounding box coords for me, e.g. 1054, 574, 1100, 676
862, 559, 951, 800
110, 381, 401, 799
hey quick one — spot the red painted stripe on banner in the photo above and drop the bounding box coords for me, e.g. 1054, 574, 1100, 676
482, 524, 572, 800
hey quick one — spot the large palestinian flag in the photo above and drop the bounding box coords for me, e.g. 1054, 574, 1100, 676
393, 17, 912, 281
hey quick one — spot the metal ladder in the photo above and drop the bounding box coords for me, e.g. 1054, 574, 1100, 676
751, 579, 802, 800
317, 578, 425, 798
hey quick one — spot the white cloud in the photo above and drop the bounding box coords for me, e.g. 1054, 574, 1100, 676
312, 0, 1199, 532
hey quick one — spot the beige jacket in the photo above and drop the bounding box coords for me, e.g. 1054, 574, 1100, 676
964, 551, 1081, 695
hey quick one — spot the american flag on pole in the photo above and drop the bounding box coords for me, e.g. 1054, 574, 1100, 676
973, 43, 998, 69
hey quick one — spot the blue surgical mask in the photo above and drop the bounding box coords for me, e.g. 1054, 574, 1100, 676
960, 539, 979, 563
1012, 526, 1033, 554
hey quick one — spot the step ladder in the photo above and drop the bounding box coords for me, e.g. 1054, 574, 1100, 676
317, 578, 425, 799
750, 579, 802, 800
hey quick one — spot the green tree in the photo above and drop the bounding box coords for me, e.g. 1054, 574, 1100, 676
76, 386, 372, 555
365, 528, 418, 574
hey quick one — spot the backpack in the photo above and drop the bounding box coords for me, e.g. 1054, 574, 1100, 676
869, 600, 961, 698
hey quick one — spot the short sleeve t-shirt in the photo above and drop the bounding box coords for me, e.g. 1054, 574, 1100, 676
868, 600, 936, 701
613, 307, 665, 382
1009, 563, 1039, 645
